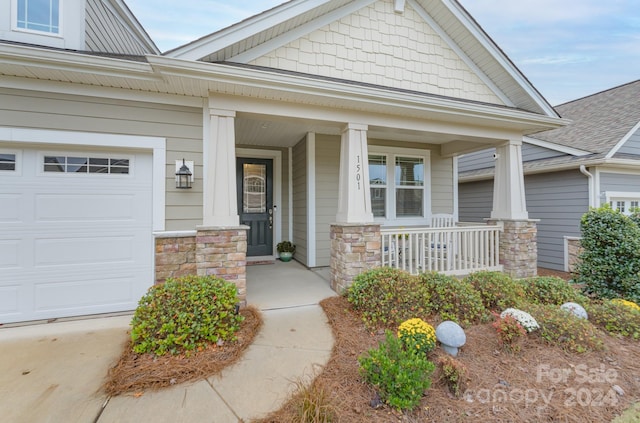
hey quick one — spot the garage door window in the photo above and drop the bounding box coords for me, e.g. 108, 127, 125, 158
43, 155, 130, 174
0, 153, 16, 171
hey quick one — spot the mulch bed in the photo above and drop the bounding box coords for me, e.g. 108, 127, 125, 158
103, 306, 262, 396
256, 296, 640, 423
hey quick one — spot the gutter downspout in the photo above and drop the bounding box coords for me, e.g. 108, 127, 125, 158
580, 165, 596, 208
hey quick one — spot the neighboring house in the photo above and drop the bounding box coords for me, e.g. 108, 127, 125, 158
459, 80, 640, 272
0, 0, 563, 324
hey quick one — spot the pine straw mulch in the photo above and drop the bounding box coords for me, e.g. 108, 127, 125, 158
256, 296, 640, 423
103, 306, 262, 396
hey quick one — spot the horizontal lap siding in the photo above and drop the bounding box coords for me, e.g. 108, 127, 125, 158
85, 0, 152, 55
0, 88, 203, 231
616, 129, 640, 155
600, 172, 640, 193
292, 139, 308, 266
458, 149, 495, 173
525, 170, 588, 270
315, 135, 340, 266
458, 180, 493, 222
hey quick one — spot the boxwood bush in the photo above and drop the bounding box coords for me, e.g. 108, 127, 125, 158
346, 267, 431, 329
419, 272, 486, 327
463, 271, 526, 311
573, 205, 640, 302
131, 275, 243, 356
519, 276, 588, 306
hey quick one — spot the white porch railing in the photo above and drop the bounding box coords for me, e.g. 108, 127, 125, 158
380, 224, 503, 275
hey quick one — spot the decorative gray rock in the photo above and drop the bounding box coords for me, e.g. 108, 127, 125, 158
561, 302, 588, 319
436, 320, 466, 357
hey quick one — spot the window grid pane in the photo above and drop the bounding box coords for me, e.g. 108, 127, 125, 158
17, 0, 60, 34
243, 164, 266, 213
0, 154, 16, 171
44, 155, 129, 174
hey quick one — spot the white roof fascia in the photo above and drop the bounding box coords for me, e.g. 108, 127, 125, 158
442, 0, 557, 118
106, 0, 160, 54
408, 0, 513, 108
147, 56, 567, 129
523, 136, 591, 157
165, 0, 331, 60
230, 0, 376, 63
605, 119, 640, 159
0, 43, 158, 80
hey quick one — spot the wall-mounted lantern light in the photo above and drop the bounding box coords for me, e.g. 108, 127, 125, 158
175, 158, 193, 189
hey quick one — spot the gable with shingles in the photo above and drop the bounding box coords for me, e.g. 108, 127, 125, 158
248, 0, 504, 105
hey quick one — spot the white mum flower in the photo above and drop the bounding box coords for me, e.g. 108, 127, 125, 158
500, 308, 539, 332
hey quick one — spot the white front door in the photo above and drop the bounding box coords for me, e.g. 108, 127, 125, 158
0, 148, 153, 323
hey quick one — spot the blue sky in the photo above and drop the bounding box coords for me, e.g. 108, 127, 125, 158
127, 0, 639, 105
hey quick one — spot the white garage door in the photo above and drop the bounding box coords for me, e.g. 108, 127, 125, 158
0, 148, 153, 324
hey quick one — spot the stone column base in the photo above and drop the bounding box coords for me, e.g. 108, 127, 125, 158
487, 219, 538, 278
196, 226, 249, 305
565, 236, 583, 273
330, 223, 381, 293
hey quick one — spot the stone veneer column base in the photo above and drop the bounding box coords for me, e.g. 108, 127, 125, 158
155, 233, 197, 283
195, 226, 249, 306
330, 223, 381, 293
487, 219, 538, 278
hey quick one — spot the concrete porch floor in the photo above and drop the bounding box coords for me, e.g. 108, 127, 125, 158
246, 260, 335, 310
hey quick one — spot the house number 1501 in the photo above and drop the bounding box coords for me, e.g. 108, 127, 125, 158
355, 155, 362, 190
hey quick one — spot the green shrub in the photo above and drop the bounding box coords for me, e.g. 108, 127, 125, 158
464, 271, 526, 311
131, 275, 243, 356
587, 300, 640, 339
419, 272, 486, 327
528, 304, 603, 353
346, 267, 431, 329
573, 205, 640, 302
519, 276, 588, 306
359, 331, 435, 411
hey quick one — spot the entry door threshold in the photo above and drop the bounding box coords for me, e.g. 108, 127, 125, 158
247, 255, 276, 265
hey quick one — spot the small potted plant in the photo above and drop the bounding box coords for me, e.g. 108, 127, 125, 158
277, 241, 296, 262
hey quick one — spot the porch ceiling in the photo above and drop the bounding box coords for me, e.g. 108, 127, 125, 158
236, 113, 496, 150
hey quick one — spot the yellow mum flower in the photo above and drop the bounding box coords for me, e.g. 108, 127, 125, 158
611, 299, 640, 312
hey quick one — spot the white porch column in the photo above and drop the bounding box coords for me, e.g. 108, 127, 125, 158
336, 123, 374, 223
203, 107, 239, 227
491, 139, 529, 220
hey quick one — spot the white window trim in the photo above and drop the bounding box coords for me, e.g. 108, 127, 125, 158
0, 148, 22, 176
0, 127, 166, 231
605, 191, 640, 215
369, 145, 431, 226
11, 0, 64, 37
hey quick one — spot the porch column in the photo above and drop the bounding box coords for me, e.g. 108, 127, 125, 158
491, 139, 528, 220
489, 139, 538, 278
203, 107, 239, 227
199, 105, 247, 304
331, 123, 380, 293
335, 123, 374, 223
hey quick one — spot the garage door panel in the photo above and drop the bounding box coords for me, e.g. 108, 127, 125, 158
0, 240, 20, 269
0, 149, 154, 323
0, 286, 20, 315
34, 277, 135, 312
35, 194, 135, 222
34, 235, 136, 266
0, 194, 23, 222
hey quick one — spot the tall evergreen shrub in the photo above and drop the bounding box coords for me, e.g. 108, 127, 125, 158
573, 205, 640, 302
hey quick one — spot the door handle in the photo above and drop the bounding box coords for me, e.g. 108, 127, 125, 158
268, 208, 273, 229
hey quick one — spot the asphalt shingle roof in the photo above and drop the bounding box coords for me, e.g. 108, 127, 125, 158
530, 80, 640, 154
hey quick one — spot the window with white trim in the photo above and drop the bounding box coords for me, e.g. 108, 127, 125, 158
368, 147, 430, 224
43, 155, 130, 174
16, 0, 60, 34
608, 197, 640, 215
0, 153, 17, 171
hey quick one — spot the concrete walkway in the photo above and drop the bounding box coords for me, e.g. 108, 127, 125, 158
0, 261, 336, 423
